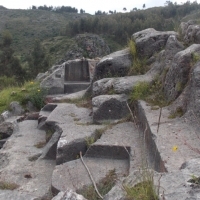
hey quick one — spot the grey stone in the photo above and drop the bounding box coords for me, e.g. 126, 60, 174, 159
159, 158, 200, 200
164, 44, 200, 102
180, 20, 200, 44
104, 184, 126, 200
94, 48, 132, 80
92, 74, 153, 97
40, 128, 62, 160
9, 101, 24, 116
92, 94, 129, 122
188, 61, 200, 119
0, 122, 15, 139
40, 66, 65, 95
52, 190, 87, 200
132, 28, 177, 58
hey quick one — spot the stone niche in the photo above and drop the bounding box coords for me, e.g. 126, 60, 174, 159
64, 59, 90, 94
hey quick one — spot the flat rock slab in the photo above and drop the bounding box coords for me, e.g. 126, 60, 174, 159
0, 120, 55, 199
45, 103, 105, 164
137, 100, 200, 172
52, 157, 128, 193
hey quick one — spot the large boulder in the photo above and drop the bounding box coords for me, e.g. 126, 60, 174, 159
180, 20, 200, 44
92, 74, 153, 97
164, 44, 200, 102
0, 122, 15, 139
64, 33, 110, 61
132, 28, 178, 58
9, 101, 24, 116
92, 94, 129, 123
93, 48, 132, 80
148, 35, 185, 76
40, 65, 65, 95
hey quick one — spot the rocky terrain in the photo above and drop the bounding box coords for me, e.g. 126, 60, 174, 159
1, 20, 200, 200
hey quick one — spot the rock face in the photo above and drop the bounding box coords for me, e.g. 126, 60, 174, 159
9, 101, 25, 116
132, 28, 178, 58
92, 94, 129, 122
40, 59, 99, 95
0, 122, 16, 139
180, 20, 200, 44
94, 48, 132, 80
164, 44, 200, 102
40, 64, 65, 95
64, 33, 110, 61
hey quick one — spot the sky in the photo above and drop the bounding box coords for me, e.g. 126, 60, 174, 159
0, 0, 199, 14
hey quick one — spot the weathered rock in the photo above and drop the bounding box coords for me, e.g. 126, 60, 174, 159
92, 94, 129, 122
132, 28, 178, 58
188, 61, 200, 119
52, 190, 87, 200
94, 48, 132, 80
9, 101, 24, 116
159, 158, 200, 200
40, 128, 62, 160
0, 122, 15, 139
180, 20, 200, 44
92, 74, 153, 97
40, 65, 65, 95
148, 34, 185, 76
64, 33, 110, 61
24, 112, 40, 120
164, 44, 200, 102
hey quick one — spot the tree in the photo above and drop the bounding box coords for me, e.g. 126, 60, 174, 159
2, 30, 12, 47
27, 39, 50, 78
143, 4, 146, 9
123, 7, 127, 11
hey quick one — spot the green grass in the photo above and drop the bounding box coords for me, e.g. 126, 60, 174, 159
128, 39, 149, 75
0, 181, 19, 190
124, 169, 158, 200
0, 81, 47, 114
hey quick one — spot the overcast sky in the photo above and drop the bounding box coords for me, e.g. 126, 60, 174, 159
0, 0, 199, 14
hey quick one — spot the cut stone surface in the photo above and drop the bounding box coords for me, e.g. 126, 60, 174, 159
52, 121, 144, 194
45, 103, 105, 164
136, 100, 200, 172
92, 94, 129, 123
0, 120, 55, 199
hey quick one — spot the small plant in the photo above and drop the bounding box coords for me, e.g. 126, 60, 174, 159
168, 107, 184, 119
124, 168, 158, 200
85, 136, 95, 148
128, 39, 148, 75
188, 175, 200, 185
192, 52, 200, 63
34, 141, 46, 148
77, 169, 117, 200
0, 181, 19, 190
129, 82, 150, 103
175, 81, 183, 92
46, 128, 55, 142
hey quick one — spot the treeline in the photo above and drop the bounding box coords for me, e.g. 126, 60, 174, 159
31, 5, 78, 13
0, 31, 51, 82
66, 1, 200, 45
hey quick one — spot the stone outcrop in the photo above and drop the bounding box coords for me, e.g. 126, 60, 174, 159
164, 44, 200, 102
180, 20, 200, 44
64, 33, 110, 61
132, 28, 178, 58
92, 94, 129, 122
40, 58, 99, 95
94, 48, 132, 80
0, 122, 16, 139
